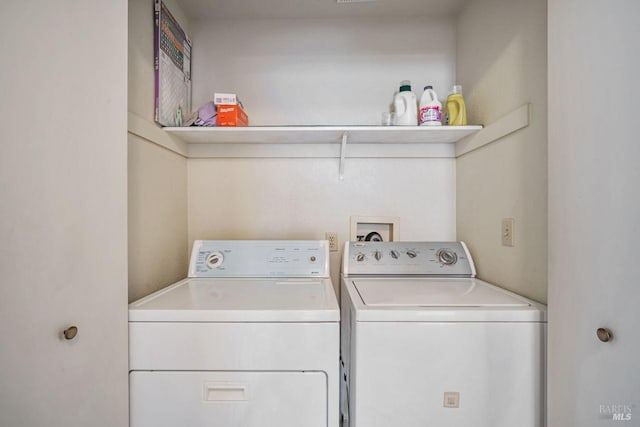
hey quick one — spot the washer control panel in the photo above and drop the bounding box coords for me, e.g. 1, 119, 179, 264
344, 241, 475, 277
189, 240, 329, 278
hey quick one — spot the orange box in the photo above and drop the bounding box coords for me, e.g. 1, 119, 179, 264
217, 104, 249, 127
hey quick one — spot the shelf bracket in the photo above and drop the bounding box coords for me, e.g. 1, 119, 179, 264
455, 103, 530, 157
339, 132, 348, 180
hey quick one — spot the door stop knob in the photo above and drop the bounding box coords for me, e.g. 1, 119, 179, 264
596, 327, 613, 343
63, 326, 78, 340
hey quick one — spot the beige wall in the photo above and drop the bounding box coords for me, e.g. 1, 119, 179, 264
128, 136, 188, 302
0, 0, 128, 425
128, 0, 189, 301
548, 1, 640, 424
188, 158, 457, 288
455, 0, 547, 302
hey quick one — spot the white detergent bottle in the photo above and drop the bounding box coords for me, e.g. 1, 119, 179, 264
419, 85, 442, 126
393, 80, 418, 126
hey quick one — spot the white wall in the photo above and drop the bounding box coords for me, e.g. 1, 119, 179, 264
548, 1, 640, 425
128, 0, 189, 301
132, 4, 547, 306
188, 158, 456, 288
191, 16, 456, 125
455, 0, 547, 303
185, 15, 459, 288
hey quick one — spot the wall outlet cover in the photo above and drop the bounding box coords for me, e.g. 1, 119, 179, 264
443, 391, 460, 408
502, 218, 515, 247
325, 232, 339, 252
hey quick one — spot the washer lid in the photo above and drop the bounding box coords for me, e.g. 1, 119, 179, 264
129, 278, 339, 322
353, 278, 530, 307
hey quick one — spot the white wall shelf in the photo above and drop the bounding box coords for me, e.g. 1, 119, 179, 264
456, 104, 531, 157
129, 104, 531, 164
164, 125, 482, 145
159, 125, 483, 162
128, 112, 485, 160
164, 125, 482, 179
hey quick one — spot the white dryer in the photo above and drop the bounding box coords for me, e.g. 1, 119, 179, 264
129, 240, 340, 427
340, 241, 546, 427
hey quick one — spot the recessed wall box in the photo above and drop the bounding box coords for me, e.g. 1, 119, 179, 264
349, 216, 399, 242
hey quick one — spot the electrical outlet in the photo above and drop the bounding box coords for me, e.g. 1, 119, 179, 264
443, 392, 460, 408
502, 218, 515, 247
325, 232, 338, 252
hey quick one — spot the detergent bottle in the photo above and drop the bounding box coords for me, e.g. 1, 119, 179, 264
393, 80, 418, 126
445, 85, 468, 126
419, 85, 442, 126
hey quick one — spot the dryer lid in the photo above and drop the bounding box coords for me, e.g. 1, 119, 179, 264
129, 277, 339, 322
353, 278, 530, 307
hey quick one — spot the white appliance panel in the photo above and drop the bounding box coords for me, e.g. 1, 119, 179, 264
189, 240, 329, 278
130, 371, 326, 427
129, 277, 338, 322
343, 277, 546, 323
351, 321, 546, 427
343, 241, 475, 276
353, 277, 530, 307
129, 322, 339, 371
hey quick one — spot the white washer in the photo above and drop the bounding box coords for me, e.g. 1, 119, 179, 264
129, 240, 340, 427
340, 241, 546, 427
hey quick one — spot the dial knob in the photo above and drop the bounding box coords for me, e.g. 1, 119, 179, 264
390, 250, 399, 259
356, 253, 365, 262
406, 250, 417, 259
206, 251, 224, 269
437, 249, 458, 265
374, 250, 382, 261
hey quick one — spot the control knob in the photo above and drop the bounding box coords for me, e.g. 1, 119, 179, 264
356, 253, 365, 262
374, 250, 382, 261
390, 250, 399, 259
406, 250, 417, 259
436, 249, 458, 265
206, 251, 225, 269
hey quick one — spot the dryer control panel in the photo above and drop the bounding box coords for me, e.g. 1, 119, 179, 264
343, 241, 476, 277
189, 240, 330, 278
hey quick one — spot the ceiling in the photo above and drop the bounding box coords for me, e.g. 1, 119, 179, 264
177, 0, 468, 20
